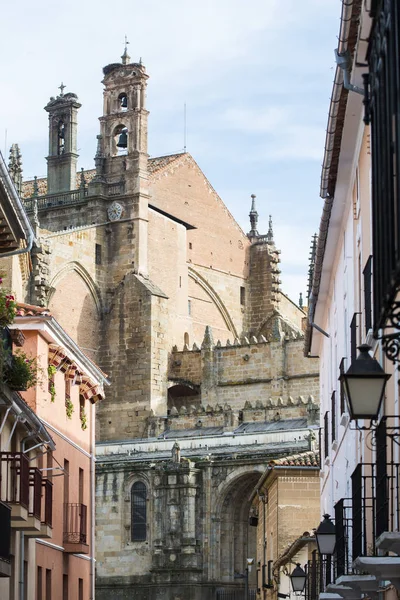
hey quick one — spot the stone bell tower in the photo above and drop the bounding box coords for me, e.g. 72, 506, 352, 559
45, 85, 81, 194
96, 45, 149, 186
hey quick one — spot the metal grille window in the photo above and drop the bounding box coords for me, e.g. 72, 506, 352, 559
366, 0, 400, 333
363, 256, 372, 334
131, 481, 147, 541
331, 391, 336, 443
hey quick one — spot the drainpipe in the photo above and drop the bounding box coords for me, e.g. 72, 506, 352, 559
0, 151, 35, 257
90, 401, 95, 600
335, 49, 364, 96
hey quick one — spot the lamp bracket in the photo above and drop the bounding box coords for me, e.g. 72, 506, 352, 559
374, 298, 400, 363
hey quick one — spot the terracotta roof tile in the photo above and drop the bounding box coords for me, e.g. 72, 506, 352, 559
21, 153, 185, 198
269, 450, 320, 467
16, 302, 51, 317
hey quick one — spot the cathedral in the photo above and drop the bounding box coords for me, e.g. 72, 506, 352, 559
12, 47, 320, 600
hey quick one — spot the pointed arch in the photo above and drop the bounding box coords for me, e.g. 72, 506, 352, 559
48, 261, 103, 316
188, 267, 238, 338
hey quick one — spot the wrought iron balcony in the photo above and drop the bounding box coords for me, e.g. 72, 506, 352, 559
0, 452, 30, 516
41, 479, 53, 528
305, 551, 334, 600
29, 467, 42, 521
63, 502, 89, 553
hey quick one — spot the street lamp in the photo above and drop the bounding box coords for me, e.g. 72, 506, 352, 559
315, 514, 336, 555
339, 344, 391, 420
290, 564, 307, 593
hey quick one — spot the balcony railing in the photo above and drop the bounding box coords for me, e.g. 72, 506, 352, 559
0, 452, 29, 509
305, 552, 334, 600
23, 188, 88, 213
63, 503, 87, 544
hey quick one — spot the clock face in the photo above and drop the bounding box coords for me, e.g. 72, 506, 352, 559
107, 201, 123, 221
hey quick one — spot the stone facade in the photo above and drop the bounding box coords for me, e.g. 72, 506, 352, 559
16, 49, 320, 600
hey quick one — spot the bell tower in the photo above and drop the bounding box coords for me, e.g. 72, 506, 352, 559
97, 44, 149, 189
45, 84, 81, 194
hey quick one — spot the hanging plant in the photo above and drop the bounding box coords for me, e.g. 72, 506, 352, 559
47, 365, 57, 402
5, 350, 40, 391
80, 406, 88, 430
0, 288, 17, 328
65, 396, 74, 419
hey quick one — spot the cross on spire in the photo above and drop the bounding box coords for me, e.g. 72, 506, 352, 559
58, 82, 66, 97
121, 35, 131, 65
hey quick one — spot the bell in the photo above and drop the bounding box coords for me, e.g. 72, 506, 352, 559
58, 125, 65, 139
116, 131, 128, 148
120, 95, 128, 108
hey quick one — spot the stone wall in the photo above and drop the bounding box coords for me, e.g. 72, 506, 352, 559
168, 337, 319, 413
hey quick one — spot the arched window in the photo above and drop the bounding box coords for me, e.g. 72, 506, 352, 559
131, 482, 147, 541
113, 124, 128, 156
118, 93, 128, 111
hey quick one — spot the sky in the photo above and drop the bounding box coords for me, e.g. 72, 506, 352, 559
0, 0, 340, 304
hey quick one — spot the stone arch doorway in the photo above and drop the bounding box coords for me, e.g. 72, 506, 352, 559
212, 470, 262, 585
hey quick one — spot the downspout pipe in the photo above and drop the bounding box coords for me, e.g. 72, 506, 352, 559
335, 49, 364, 95
0, 151, 35, 257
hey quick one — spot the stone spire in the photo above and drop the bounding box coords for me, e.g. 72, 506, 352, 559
121, 36, 130, 65
307, 233, 318, 300
248, 194, 259, 238
266, 215, 274, 243
8, 144, 23, 196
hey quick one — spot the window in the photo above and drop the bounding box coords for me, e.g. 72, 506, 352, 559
78, 578, 83, 600
131, 482, 147, 541
189, 242, 192, 250
350, 313, 360, 364
64, 459, 69, 504
95, 244, 102, 265
79, 468, 84, 506
240, 286, 246, 306
363, 256, 372, 334
46, 569, 51, 600
63, 574, 68, 600
339, 358, 346, 415
324, 412, 329, 460
188, 299, 192, 316
331, 391, 336, 443
37, 567, 43, 600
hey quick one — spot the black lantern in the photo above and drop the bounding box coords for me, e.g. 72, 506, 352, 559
290, 564, 307, 593
315, 514, 336, 555
339, 344, 391, 420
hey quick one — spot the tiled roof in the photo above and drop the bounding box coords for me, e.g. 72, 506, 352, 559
16, 302, 51, 317
21, 153, 185, 198
269, 450, 319, 467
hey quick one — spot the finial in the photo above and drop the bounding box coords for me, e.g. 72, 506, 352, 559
32, 197, 40, 229
58, 82, 66, 97
299, 292, 303, 309
266, 215, 274, 243
121, 35, 130, 65
79, 167, 86, 190
32, 176, 39, 198
307, 233, 318, 299
248, 193, 259, 238
8, 144, 23, 195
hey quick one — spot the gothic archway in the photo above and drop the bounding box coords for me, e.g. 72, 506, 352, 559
211, 469, 263, 585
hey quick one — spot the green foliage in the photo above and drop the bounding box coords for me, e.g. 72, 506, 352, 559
80, 406, 88, 430
65, 396, 74, 419
5, 350, 39, 391
47, 365, 57, 402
